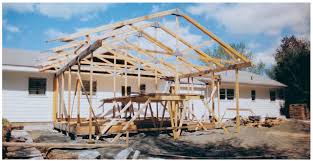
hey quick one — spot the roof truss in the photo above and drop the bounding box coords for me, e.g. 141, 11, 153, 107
40, 9, 251, 79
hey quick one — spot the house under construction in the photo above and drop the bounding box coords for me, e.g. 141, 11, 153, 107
39, 9, 252, 144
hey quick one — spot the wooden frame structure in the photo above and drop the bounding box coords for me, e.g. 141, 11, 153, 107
41, 9, 251, 143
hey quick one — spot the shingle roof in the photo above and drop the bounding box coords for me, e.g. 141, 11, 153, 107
2, 48, 49, 68
3, 48, 286, 87
196, 70, 287, 87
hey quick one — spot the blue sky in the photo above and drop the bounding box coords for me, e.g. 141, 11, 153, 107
2, 3, 310, 66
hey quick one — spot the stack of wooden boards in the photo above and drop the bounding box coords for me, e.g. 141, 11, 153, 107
289, 104, 309, 120
232, 116, 284, 128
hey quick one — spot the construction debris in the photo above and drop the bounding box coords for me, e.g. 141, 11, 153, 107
114, 147, 134, 159
4, 130, 44, 159
231, 116, 284, 128
132, 150, 141, 159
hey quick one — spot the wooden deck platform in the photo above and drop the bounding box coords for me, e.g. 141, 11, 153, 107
100, 93, 205, 103
53, 117, 215, 137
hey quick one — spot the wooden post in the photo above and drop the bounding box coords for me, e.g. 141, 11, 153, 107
67, 68, 71, 134
124, 52, 128, 96
113, 48, 117, 121
217, 78, 221, 119
58, 76, 62, 119
211, 72, 215, 124
77, 79, 81, 124
155, 70, 158, 93
137, 64, 141, 93
137, 35, 141, 93
174, 13, 180, 94
61, 73, 65, 119
235, 68, 240, 133
88, 52, 94, 142
52, 75, 59, 122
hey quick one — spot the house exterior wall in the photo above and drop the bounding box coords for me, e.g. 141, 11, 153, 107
2, 70, 168, 122
3, 70, 285, 122
181, 83, 285, 121
2, 71, 54, 122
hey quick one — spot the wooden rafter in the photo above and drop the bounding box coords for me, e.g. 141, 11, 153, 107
130, 25, 203, 72
49, 9, 177, 42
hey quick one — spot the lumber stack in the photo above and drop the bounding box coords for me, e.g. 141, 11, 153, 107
289, 104, 309, 120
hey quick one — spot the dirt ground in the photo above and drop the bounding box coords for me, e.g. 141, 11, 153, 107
25, 119, 309, 159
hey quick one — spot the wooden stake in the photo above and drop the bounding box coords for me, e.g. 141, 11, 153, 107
235, 68, 240, 133
77, 79, 81, 124
61, 73, 65, 119
217, 78, 221, 119
211, 72, 215, 124
88, 52, 93, 142
67, 68, 72, 133
52, 75, 59, 122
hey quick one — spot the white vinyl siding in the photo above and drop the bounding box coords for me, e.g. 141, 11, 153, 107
3, 70, 285, 122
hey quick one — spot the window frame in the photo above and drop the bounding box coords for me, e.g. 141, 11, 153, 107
220, 88, 226, 100
28, 77, 47, 95
82, 80, 97, 95
121, 86, 131, 96
226, 89, 234, 100
251, 90, 256, 101
140, 84, 146, 94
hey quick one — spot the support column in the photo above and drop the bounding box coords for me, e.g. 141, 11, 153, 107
89, 52, 94, 142
52, 75, 59, 122
235, 68, 240, 133
77, 79, 81, 124
217, 78, 221, 119
61, 73, 65, 119
67, 68, 71, 122
211, 72, 215, 124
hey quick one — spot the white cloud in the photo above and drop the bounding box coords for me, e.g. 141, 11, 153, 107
253, 37, 282, 66
151, 5, 160, 13
3, 20, 20, 33
80, 13, 98, 22
4, 3, 35, 13
6, 24, 20, 33
4, 3, 110, 20
75, 27, 93, 33
247, 41, 261, 50
35, 3, 108, 20
186, 3, 310, 36
254, 48, 276, 66
44, 28, 68, 39
162, 19, 203, 46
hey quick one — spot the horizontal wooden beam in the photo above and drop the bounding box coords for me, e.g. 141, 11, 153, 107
167, 62, 252, 80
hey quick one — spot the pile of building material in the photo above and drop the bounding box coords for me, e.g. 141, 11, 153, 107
3, 129, 44, 159
232, 116, 284, 128
289, 104, 309, 120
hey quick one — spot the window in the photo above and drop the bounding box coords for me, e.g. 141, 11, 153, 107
270, 90, 276, 101
220, 89, 226, 100
82, 80, 97, 95
29, 78, 46, 95
121, 86, 131, 96
140, 84, 146, 94
227, 89, 234, 100
251, 90, 256, 101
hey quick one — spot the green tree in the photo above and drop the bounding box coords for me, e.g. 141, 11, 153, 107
205, 42, 267, 75
269, 36, 310, 113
